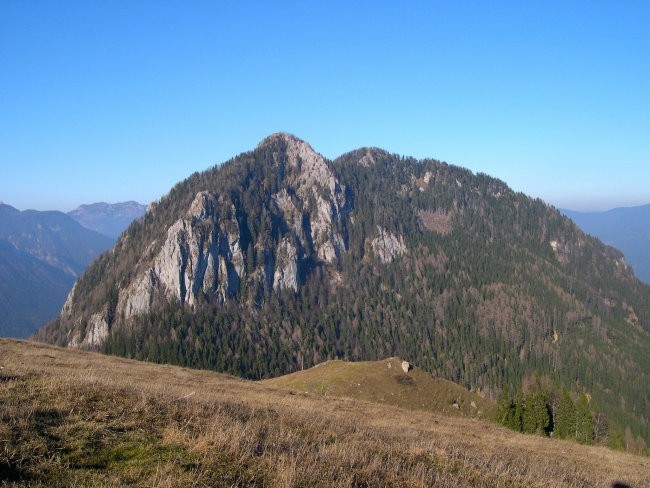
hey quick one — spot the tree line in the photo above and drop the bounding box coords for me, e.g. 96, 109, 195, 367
497, 383, 596, 444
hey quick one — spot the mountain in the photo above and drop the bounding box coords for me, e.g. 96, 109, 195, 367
4, 339, 648, 486
36, 133, 650, 448
563, 205, 650, 284
0, 203, 114, 276
0, 241, 74, 338
0, 203, 114, 338
68, 201, 147, 239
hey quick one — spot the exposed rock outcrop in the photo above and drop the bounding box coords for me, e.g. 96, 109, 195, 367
62, 134, 350, 346
68, 311, 108, 348
371, 226, 407, 264
117, 192, 246, 319
263, 133, 348, 264
273, 237, 299, 291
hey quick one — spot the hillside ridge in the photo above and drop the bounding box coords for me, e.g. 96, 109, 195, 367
563, 205, 650, 284
68, 201, 146, 239
264, 356, 496, 419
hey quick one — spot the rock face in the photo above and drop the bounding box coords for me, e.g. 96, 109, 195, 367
371, 226, 407, 264
118, 192, 248, 319
57, 133, 352, 339
69, 312, 109, 348
263, 133, 348, 264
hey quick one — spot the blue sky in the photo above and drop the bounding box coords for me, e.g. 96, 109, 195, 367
1, 1, 648, 212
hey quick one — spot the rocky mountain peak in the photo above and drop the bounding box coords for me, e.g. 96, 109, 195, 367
257, 132, 336, 195
58, 135, 351, 338
257, 132, 348, 263
256, 132, 308, 149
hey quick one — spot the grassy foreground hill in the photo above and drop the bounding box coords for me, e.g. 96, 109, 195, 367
264, 357, 496, 419
1, 339, 648, 487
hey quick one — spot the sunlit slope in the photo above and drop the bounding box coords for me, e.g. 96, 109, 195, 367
2, 339, 648, 487
265, 357, 496, 419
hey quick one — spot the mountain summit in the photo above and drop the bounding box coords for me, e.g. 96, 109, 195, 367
36, 134, 650, 446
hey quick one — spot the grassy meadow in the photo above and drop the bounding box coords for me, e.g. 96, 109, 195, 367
1, 339, 648, 487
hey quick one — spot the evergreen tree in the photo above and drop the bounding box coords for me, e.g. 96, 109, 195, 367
591, 411, 609, 445
523, 389, 551, 435
575, 394, 594, 444
512, 387, 524, 432
497, 384, 514, 427
554, 388, 576, 439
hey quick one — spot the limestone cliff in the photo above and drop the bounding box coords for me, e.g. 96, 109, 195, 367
371, 226, 407, 264
56, 133, 350, 346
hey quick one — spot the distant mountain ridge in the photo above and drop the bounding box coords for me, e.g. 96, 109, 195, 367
0, 203, 113, 276
0, 203, 114, 338
562, 205, 650, 284
36, 133, 650, 448
0, 240, 74, 337
68, 201, 146, 239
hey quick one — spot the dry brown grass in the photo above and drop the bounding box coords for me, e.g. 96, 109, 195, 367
263, 357, 495, 419
1, 338, 648, 487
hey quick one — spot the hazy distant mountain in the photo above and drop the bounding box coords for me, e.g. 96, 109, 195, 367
0, 203, 113, 276
562, 205, 650, 284
0, 203, 113, 338
37, 133, 650, 447
68, 201, 147, 239
0, 239, 74, 337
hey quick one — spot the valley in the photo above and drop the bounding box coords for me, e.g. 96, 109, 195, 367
563, 205, 650, 284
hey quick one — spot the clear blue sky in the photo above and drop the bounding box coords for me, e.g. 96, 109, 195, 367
1, 1, 648, 212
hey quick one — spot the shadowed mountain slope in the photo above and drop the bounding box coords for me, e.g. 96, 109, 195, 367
0, 203, 113, 338
563, 205, 650, 284
0, 203, 113, 277
0, 240, 74, 338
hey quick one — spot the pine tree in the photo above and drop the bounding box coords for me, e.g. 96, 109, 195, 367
512, 387, 524, 432
523, 389, 551, 435
554, 388, 576, 439
575, 394, 594, 444
496, 384, 514, 427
